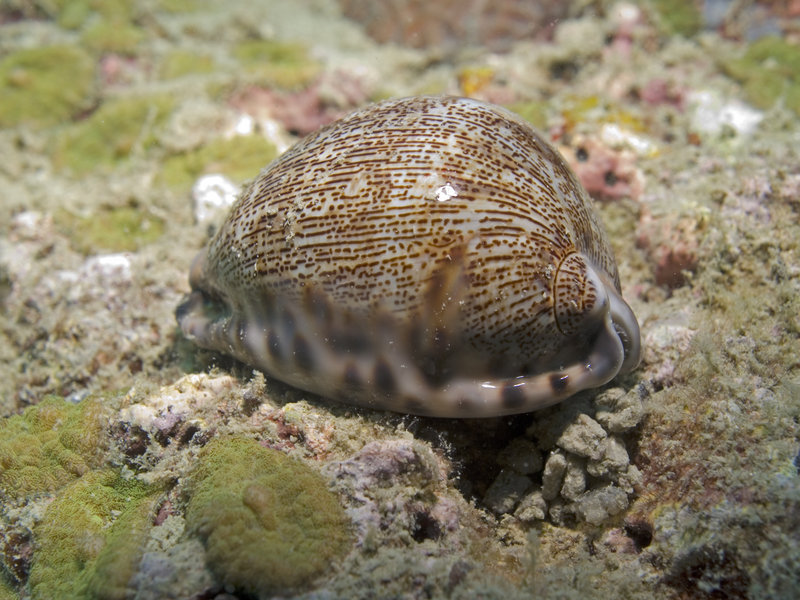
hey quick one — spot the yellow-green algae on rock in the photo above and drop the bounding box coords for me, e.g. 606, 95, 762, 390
723, 36, 800, 116
160, 135, 278, 190
52, 95, 175, 174
0, 396, 108, 500
185, 437, 351, 597
27, 470, 158, 600
0, 45, 95, 128
0, 581, 16, 600
233, 39, 321, 90
55, 206, 166, 254
158, 50, 217, 80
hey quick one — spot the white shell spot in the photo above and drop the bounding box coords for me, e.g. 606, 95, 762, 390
434, 182, 459, 202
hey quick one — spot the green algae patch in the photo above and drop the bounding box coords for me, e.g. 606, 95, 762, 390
81, 19, 145, 56
155, 0, 207, 13
185, 437, 351, 596
233, 40, 320, 90
650, 0, 701, 37
505, 101, 549, 130
0, 45, 95, 129
55, 206, 166, 254
0, 396, 109, 500
0, 581, 16, 600
28, 470, 157, 600
51, 0, 136, 29
159, 50, 217, 80
53, 95, 175, 174
160, 135, 278, 189
723, 36, 800, 116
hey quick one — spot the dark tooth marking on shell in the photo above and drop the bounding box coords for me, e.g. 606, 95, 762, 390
343, 362, 361, 388
177, 95, 642, 418
501, 382, 527, 409
549, 373, 570, 394
373, 358, 396, 395
404, 397, 427, 415
282, 308, 296, 339
293, 334, 314, 372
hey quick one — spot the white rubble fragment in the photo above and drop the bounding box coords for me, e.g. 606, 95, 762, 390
120, 373, 238, 430
10, 210, 46, 238
233, 113, 255, 135
191, 174, 240, 226
600, 123, 657, 156
86, 253, 132, 280
62, 253, 133, 303
688, 90, 763, 137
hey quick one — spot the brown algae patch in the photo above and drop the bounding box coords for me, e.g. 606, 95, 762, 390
184, 436, 351, 596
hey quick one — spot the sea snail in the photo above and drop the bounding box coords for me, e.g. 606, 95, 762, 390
177, 95, 641, 418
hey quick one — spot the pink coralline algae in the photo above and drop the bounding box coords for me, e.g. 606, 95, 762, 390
228, 72, 368, 136
636, 208, 701, 288
325, 440, 460, 544
562, 135, 645, 201
338, 0, 566, 51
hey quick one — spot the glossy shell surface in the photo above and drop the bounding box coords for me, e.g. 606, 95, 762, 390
177, 95, 641, 417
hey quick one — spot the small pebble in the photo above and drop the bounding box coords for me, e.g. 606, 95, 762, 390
515, 489, 547, 522
574, 485, 629, 526
541, 451, 568, 501
556, 414, 607, 460
595, 387, 644, 433
587, 435, 630, 478
560, 454, 586, 501
484, 469, 532, 515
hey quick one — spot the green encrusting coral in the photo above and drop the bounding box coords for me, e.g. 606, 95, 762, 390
160, 135, 278, 189
0, 581, 16, 600
27, 470, 158, 600
185, 437, 351, 596
0, 396, 108, 500
50, 0, 136, 29
81, 19, 145, 56
650, 0, 702, 37
53, 95, 175, 174
159, 50, 217, 80
55, 206, 166, 254
723, 36, 800, 116
233, 39, 321, 89
0, 45, 95, 128
504, 100, 549, 130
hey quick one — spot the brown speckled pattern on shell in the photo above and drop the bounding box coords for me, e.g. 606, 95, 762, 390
177, 96, 641, 417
